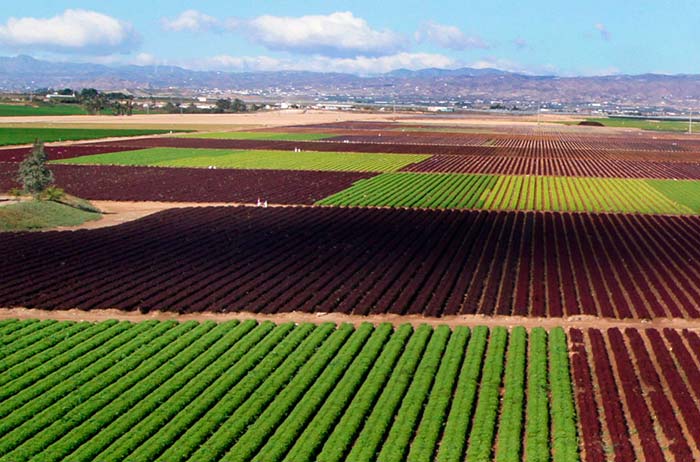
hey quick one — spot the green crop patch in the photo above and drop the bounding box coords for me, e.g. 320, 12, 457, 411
178, 131, 335, 141
646, 179, 700, 213
0, 319, 578, 462
575, 117, 700, 133
318, 172, 695, 215
57, 147, 429, 172
0, 128, 180, 146
0, 104, 87, 117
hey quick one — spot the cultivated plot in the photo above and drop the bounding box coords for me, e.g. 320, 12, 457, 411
0, 163, 375, 204
570, 327, 700, 462
57, 147, 429, 172
2, 206, 699, 319
0, 318, 577, 462
178, 131, 336, 141
318, 173, 697, 215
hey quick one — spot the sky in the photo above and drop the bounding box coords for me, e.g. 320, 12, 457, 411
0, 0, 697, 76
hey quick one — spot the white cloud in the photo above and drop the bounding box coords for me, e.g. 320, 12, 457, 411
0, 9, 138, 54
197, 52, 456, 74
415, 21, 489, 50
204, 55, 284, 72
131, 52, 159, 66
161, 10, 220, 32
161, 10, 406, 57
235, 11, 405, 57
594, 23, 611, 41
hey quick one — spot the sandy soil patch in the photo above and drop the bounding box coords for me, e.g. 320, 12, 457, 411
0, 109, 396, 128
2, 307, 698, 332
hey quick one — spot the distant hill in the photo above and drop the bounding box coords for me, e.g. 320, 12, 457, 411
1, 55, 699, 107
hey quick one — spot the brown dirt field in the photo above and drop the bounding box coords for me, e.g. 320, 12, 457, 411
0, 109, 396, 129
2, 307, 700, 332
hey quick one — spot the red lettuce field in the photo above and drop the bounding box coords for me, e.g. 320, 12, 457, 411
2, 206, 699, 318
0, 163, 374, 203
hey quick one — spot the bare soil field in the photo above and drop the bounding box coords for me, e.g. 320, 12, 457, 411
0, 109, 396, 129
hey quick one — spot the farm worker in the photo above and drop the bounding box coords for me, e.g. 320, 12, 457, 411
257, 198, 261, 206
264, 201, 268, 208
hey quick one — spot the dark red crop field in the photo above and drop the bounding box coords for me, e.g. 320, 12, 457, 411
2, 206, 699, 318
570, 327, 700, 462
0, 163, 374, 203
0, 145, 140, 162
401, 154, 700, 179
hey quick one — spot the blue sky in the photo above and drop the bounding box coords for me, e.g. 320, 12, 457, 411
0, 0, 697, 75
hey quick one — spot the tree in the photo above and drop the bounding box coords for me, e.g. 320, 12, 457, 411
231, 98, 247, 112
214, 98, 232, 113
18, 140, 54, 197
79, 88, 99, 100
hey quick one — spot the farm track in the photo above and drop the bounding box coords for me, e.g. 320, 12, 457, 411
2, 206, 700, 320
4, 307, 700, 331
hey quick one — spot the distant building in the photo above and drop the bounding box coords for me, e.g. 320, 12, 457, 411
45, 93, 77, 102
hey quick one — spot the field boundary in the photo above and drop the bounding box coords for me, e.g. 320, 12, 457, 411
3, 307, 700, 331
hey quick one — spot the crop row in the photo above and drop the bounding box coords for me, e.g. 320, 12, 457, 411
0, 163, 375, 204
317, 173, 697, 215
0, 319, 578, 462
2, 206, 699, 319
569, 327, 700, 462
77, 136, 700, 162
324, 129, 700, 153
402, 154, 700, 179
56, 147, 429, 172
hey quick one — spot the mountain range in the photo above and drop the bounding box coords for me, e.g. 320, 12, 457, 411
1, 55, 699, 107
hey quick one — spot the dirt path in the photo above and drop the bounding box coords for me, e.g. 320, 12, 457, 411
36, 200, 304, 231
2, 307, 699, 331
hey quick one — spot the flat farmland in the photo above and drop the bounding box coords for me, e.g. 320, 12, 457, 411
55, 147, 429, 172
3, 117, 700, 462
318, 173, 699, 214
2, 206, 700, 319
0, 318, 576, 462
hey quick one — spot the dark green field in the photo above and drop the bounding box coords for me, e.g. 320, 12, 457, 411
583, 117, 700, 132
0, 104, 88, 117
0, 128, 181, 146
